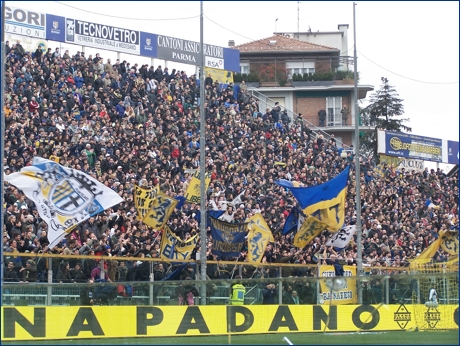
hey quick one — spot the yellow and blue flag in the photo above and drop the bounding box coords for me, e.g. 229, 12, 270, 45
143, 190, 178, 230
246, 214, 274, 263
159, 226, 198, 261
276, 165, 350, 232
294, 215, 329, 248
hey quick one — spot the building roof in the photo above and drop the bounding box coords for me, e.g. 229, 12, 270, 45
233, 34, 339, 53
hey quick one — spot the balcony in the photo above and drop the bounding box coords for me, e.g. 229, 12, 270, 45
233, 70, 356, 88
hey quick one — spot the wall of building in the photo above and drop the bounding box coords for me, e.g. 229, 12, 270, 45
294, 94, 351, 127
294, 33, 343, 52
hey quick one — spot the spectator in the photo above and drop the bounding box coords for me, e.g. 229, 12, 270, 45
2, 45, 458, 293
262, 283, 277, 304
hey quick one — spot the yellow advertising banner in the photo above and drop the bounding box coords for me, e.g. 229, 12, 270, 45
184, 171, 211, 204
319, 265, 358, 305
204, 67, 234, 84
2, 304, 458, 341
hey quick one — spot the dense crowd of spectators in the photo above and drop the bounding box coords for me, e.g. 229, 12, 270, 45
2, 41, 459, 289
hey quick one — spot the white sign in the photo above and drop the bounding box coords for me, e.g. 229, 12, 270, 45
205, 56, 225, 70
65, 18, 140, 55
5, 6, 46, 39
398, 157, 425, 173
5, 33, 48, 54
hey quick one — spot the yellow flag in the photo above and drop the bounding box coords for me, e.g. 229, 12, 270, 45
134, 185, 158, 220
204, 66, 234, 84
143, 190, 178, 230
294, 215, 329, 248
439, 229, 459, 255
185, 170, 211, 204
409, 229, 459, 268
246, 214, 274, 263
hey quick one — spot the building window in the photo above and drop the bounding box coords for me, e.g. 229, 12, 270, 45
240, 63, 250, 75
326, 96, 343, 126
286, 61, 315, 76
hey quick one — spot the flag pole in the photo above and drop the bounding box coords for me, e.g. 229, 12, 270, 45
199, 0, 208, 306
0, 1, 7, 305
353, 2, 363, 304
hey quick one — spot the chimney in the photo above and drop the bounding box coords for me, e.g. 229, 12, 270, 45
228, 40, 235, 47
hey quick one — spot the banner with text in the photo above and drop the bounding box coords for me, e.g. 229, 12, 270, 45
64, 18, 140, 54
5, 6, 46, 39
2, 304, 458, 340
5, 33, 48, 54
39, 7, 240, 70
209, 217, 247, 257
376, 130, 460, 164
319, 265, 357, 305
159, 226, 198, 261
204, 67, 233, 84
379, 154, 425, 173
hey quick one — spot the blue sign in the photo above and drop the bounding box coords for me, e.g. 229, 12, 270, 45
223, 48, 240, 72
379, 130, 443, 163
46, 14, 65, 42
447, 140, 459, 165
140, 31, 157, 58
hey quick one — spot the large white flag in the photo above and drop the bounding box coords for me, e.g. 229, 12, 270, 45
325, 225, 357, 249
4, 157, 124, 248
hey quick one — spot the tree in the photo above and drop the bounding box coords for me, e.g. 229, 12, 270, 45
360, 77, 411, 163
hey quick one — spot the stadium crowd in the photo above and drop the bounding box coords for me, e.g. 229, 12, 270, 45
2, 42, 459, 293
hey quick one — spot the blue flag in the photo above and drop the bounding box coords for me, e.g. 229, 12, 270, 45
275, 165, 350, 232
175, 196, 186, 210
282, 207, 302, 235
209, 217, 247, 257
194, 209, 225, 226
161, 263, 187, 281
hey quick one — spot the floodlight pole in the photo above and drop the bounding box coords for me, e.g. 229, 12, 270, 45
353, 2, 363, 304
199, 0, 208, 306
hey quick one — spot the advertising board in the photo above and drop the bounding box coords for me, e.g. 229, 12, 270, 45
377, 130, 459, 164
5, 6, 46, 39
2, 305, 457, 341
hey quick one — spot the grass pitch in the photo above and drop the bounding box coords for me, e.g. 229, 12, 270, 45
2, 331, 458, 345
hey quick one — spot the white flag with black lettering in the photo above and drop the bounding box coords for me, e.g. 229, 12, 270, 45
326, 225, 357, 249
230, 190, 246, 207
4, 157, 124, 248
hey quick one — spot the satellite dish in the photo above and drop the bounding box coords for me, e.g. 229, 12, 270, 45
325, 277, 347, 291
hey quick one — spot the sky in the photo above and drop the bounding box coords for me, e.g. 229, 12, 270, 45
7, 1, 459, 170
